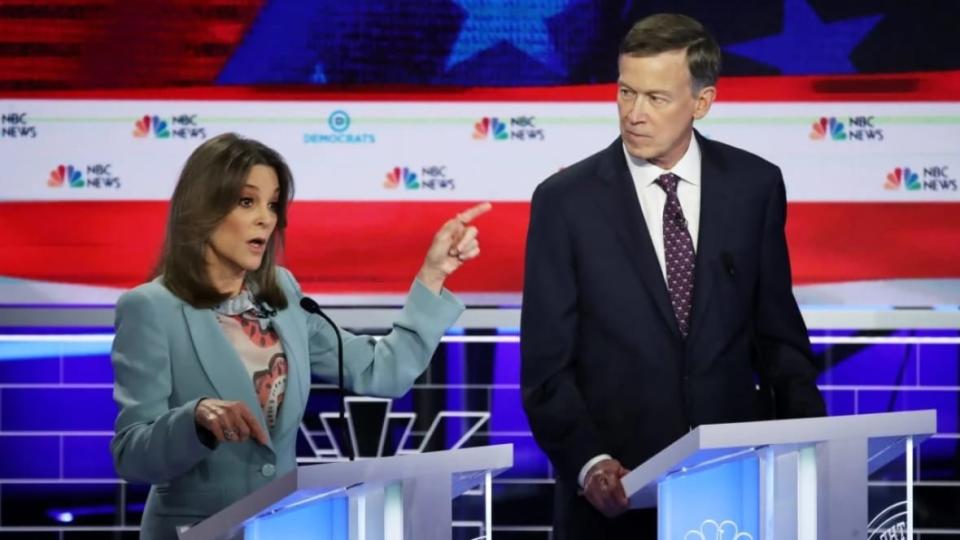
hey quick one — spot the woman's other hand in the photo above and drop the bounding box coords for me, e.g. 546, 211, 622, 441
195, 398, 269, 445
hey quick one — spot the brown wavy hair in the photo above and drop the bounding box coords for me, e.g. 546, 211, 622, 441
155, 133, 294, 309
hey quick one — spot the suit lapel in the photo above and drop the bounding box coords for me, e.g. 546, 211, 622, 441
687, 133, 730, 343
269, 306, 308, 439
182, 303, 275, 452
594, 139, 681, 337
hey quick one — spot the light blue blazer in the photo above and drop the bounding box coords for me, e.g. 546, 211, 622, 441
110, 267, 464, 540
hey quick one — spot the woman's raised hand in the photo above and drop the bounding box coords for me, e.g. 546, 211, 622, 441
416, 202, 492, 294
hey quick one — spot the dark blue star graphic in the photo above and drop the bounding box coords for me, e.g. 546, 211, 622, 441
445, 0, 572, 74
218, 0, 358, 84
724, 0, 882, 74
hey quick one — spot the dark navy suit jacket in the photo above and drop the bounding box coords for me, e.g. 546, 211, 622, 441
520, 133, 826, 538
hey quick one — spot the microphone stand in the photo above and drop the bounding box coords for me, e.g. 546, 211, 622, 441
299, 297, 353, 461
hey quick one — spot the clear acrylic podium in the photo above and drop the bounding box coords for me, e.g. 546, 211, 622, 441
178, 444, 513, 540
620, 410, 936, 539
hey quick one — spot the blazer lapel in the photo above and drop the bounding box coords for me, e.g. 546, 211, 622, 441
687, 133, 730, 343
182, 303, 275, 452
269, 306, 308, 439
594, 138, 681, 338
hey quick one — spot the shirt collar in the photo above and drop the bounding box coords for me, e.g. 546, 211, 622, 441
213, 287, 260, 317
212, 280, 275, 319
623, 133, 702, 187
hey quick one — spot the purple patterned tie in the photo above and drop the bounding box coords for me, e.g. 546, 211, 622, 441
654, 173, 695, 337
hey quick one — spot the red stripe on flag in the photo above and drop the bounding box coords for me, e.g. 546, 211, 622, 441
1, 201, 958, 294
2, 71, 959, 102
787, 202, 960, 285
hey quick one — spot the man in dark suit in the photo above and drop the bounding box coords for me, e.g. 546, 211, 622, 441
520, 13, 826, 539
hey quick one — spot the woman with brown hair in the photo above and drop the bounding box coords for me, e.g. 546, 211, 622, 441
110, 132, 489, 539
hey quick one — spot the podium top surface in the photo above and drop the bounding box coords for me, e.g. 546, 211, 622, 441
292, 442, 513, 489
181, 444, 513, 540
621, 410, 936, 507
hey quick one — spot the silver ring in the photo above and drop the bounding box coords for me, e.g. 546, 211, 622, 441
223, 429, 237, 441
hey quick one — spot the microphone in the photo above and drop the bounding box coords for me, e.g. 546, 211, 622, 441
673, 211, 687, 228
253, 298, 277, 318
720, 251, 736, 278
299, 297, 354, 461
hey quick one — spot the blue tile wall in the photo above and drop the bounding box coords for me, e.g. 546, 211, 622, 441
0, 435, 59, 478
63, 436, 117, 479
2, 388, 115, 431
0, 329, 957, 536
0, 356, 60, 384
62, 354, 114, 384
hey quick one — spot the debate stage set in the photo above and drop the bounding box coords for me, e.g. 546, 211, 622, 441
1, 1, 958, 538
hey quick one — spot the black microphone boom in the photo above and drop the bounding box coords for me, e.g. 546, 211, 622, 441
299, 297, 354, 461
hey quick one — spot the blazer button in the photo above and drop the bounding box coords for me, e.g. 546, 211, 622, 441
261, 463, 276, 477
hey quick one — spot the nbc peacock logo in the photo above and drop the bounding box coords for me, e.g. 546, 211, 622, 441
46, 163, 121, 189
133, 115, 170, 138
884, 167, 921, 191
383, 166, 419, 190
685, 519, 754, 540
47, 165, 85, 188
809, 117, 846, 141
472, 117, 508, 140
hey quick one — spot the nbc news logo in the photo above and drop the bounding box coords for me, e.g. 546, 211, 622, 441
473, 116, 544, 141
1, 112, 37, 139
885, 166, 957, 192
383, 166, 455, 190
133, 115, 207, 139
47, 164, 121, 189
810, 116, 883, 142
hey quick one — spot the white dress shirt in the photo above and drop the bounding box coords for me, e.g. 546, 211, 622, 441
577, 136, 703, 487
625, 136, 702, 281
